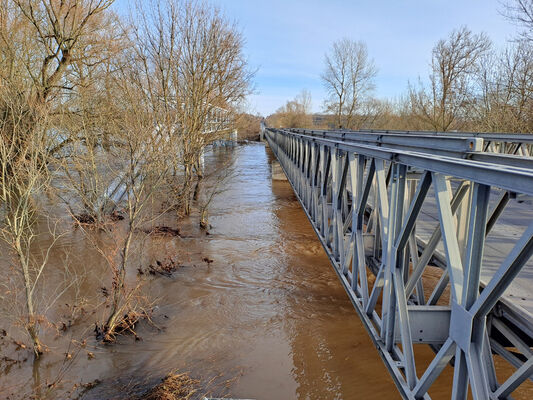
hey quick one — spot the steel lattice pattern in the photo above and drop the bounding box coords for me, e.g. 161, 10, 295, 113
264, 125, 533, 400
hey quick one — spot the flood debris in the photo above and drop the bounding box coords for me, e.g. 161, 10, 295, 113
95, 310, 150, 342
139, 372, 199, 400
1, 356, 21, 370
142, 258, 181, 277
141, 226, 181, 237
73, 211, 124, 225
108, 311, 144, 339
13, 340, 26, 351
70, 379, 102, 400
73, 213, 97, 224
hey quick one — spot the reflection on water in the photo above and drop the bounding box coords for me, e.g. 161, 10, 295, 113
1, 143, 399, 399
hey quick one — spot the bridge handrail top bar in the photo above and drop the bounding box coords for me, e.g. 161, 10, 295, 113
351, 128, 533, 142
269, 127, 533, 173
286, 128, 533, 168
290, 127, 481, 139
288, 127, 533, 147
288, 128, 482, 149
267, 127, 533, 196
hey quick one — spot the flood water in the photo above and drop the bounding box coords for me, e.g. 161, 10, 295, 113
0, 142, 400, 399
2, 142, 527, 400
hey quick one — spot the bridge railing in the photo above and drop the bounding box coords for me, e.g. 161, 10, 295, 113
265, 127, 533, 400
341, 128, 533, 156
285, 128, 533, 169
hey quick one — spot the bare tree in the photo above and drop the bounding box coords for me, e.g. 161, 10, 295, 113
57, 114, 121, 223
52, 0, 253, 340
357, 98, 396, 129
0, 0, 117, 163
55, 41, 130, 224
501, 0, 533, 42
0, 85, 51, 356
197, 152, 238, 230
409, 27, 491, 131
87, 71, 174, 341
473, 40, 533, 132
234, 111, 262, 140
321, 38, 377, 129
267, 89, 313, 128
0, 0, 114, 357
7, 0, 115, 104
130, 0, 253, 217
0, 0, 126, 355
0, 0, 256, 357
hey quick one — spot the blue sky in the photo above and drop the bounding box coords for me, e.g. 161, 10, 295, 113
112, 1, 521, 116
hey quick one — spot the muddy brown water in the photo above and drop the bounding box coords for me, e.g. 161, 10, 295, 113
0, 143, 529, 399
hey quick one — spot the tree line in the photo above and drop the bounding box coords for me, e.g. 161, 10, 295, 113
268, 0, 533, 134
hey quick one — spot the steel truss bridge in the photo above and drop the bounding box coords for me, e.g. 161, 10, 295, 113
263, 125, 533, 400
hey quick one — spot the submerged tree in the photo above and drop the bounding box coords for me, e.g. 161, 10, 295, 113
0, 85, 51, 356
99, 77, 174, 341
131, 0, 253, 216
44, 0, 252, 340
0, 0, 117, 356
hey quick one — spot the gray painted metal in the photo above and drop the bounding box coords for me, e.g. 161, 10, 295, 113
265, 127, 533, 400
286, 127, 533, 169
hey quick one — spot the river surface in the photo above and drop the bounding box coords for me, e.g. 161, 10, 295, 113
111, 142, 398, 399
1, 142, 528, 399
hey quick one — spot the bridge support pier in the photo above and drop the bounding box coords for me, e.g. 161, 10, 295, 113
260, 121, 265, 141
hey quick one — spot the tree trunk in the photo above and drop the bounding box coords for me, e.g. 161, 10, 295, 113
16, 241, 43, 357
193, 174, 202, 201
104, 220, 134, 340
182, 163, 194, 215
200, 208, 208, 229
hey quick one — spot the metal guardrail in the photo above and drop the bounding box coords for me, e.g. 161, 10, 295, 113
264, 126, 533, 400
357, 128, 533, 157
285, 128, 533, 169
